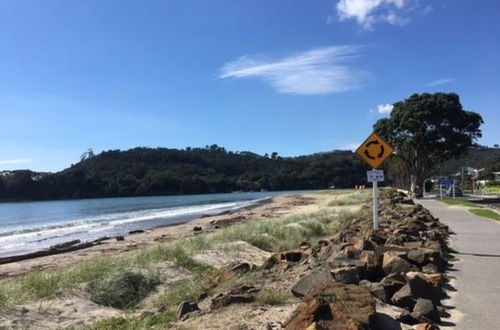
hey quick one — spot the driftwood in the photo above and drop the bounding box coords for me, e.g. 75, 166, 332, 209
0, 239, 103, 265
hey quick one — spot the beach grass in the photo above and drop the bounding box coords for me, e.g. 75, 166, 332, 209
469, 208, 500, 221
77, 312, 176, 330
256, 289, 291, 306
328, 192, 370, 207
0, 205, 368, 305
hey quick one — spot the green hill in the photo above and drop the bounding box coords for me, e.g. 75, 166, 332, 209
0, 146, 369, 201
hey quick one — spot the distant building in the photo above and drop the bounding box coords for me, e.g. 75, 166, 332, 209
494, 172, 500, 182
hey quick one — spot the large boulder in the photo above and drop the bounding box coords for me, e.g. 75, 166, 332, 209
380, 273, 406, 299
331, 266, 360, 285
291, 268, 333, 297
359, 280, 387, 302
382, 251, 416, 275
392, 275, 441, 309
372, 300, 414, 330
284, 282, 375, 330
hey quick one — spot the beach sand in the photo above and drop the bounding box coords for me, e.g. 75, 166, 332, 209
0, 192, 332, 278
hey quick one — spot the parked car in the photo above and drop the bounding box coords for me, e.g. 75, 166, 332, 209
445, 185, 463, 197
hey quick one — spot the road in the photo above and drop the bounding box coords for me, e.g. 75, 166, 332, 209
418, 199, 500, 330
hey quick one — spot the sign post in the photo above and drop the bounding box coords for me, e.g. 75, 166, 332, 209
367, 169, 384, 229
356, 132, 394, 230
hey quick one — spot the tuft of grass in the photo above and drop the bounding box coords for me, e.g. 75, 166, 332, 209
0, 287, 6, 307
441, 198, 479, 208
153, 277, 211, 310
211, 209, 337, 252
469, 208, 500, 221
256, 289, 290, 306
88, 271, 159, 309
318, 189, 357, 195
328, 192, 369, 207
78, 312, 176, 330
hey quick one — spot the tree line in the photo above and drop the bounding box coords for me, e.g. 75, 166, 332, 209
0, 146, 369, 201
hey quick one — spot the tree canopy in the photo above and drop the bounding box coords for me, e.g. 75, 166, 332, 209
374, 92, 483, 190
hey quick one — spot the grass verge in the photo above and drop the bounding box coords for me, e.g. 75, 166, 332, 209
469, 208, 500, 221
441, 198, 479, 208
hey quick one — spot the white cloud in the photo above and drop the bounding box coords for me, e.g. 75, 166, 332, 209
219, 45, 368, 95
0, 158, 33, 165
424, 78, 454, 87
377, 103, 393, 114
336, 0, 413, 29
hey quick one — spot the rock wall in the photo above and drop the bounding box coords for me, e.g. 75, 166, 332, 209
275, 191, 450, 329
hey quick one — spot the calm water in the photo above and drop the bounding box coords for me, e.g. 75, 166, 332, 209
0, 191, 293, 257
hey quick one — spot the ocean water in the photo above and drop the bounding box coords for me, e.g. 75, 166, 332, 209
0, 191, 290, 258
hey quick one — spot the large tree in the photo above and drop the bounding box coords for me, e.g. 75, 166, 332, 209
374, 93, 483, 192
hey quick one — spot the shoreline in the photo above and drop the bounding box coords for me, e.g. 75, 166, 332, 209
0, 196, 274, 264
0, 192, 331, 278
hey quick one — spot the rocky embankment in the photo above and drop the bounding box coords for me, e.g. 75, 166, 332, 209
176, 191, 451, 330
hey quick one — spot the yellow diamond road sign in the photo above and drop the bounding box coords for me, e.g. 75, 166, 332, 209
356, 132, 394, 169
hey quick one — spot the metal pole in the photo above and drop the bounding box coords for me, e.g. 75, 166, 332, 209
372, 170, 379, 230
453, 184, 456, 199
440, 184, 443, 200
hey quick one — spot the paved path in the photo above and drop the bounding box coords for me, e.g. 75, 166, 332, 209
418, 199, 500, 329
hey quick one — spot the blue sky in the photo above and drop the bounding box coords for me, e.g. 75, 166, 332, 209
0, 0, 499, 172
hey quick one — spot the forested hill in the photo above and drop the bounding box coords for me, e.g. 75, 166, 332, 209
0, 146, 369, 201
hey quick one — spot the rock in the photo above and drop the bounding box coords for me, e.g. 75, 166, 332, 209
116, 236, 125, 241
382, 251, 415, 275
284, 282, 374, 330
177, 301, 200, 320
375, 299, 413, 323
283, 250, 307, 263
391, 283, 416, 309
359, 280, 387, 302
414, 323, 439, 330
331, 266, 360, 285
210, 285, 260, 309
406, 249, 426, 265
421, 263, 438, 274
380, 273, 406, 298
128, 229, 144, 234
193, 226, 202, 232
229, 262, 251, 273
392, 275, 441, 309
299, 241, 311, 250
264, 321, 282, 330
291, 268, 333, 297
411, 298, 440, 323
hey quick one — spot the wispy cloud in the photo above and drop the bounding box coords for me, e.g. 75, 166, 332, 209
377, 103, 393, 114
219, 45, 369, 95
335, 0, 427, 29
424, 78, 455, 87
0, 158, 33, 165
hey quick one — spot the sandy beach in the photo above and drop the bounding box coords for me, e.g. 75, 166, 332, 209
0, 192, 332, 279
